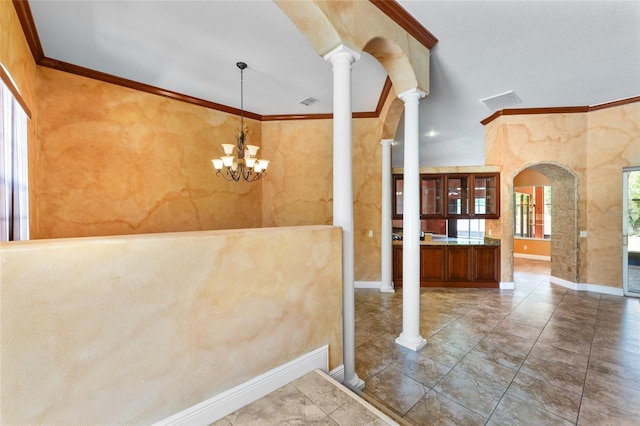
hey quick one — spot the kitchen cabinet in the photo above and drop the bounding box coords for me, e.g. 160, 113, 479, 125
420, 245, 446, 282
392, 243, 500, 288
393, 175, 404, 219
393, 173, 499, 219
471, 173, 499, 218
446, 175, 470, 217
422, 175, 445, 218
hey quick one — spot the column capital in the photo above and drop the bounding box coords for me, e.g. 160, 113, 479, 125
380, 139, 394, 147
323, 44, 362, 64
397, 87, 426, 103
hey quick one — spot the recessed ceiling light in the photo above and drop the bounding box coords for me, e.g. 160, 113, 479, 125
479, 90, 522, 110
425, 130, 437, 137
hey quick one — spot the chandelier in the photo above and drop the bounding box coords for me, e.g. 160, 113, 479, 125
211, 62, 269, 182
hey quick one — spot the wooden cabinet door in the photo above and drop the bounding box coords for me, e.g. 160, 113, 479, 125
446, 246, 473, 282
393, 245, 403, 286
473, 246, 500, 282
420, 245, 446, 283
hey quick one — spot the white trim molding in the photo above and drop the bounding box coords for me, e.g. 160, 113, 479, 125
154, 345, 329, 426
514, 253, 551, 261
550, 276, 624, 296
500, 281, 515, 290
329, 365, 345, 383
355, 280, 382, 289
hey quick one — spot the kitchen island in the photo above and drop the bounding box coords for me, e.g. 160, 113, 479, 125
392, 236, 501, 288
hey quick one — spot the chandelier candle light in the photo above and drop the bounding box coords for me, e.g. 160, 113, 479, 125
212, 61, 269, 182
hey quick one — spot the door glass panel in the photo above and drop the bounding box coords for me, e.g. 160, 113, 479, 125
625, 170, 640, 296
447, 176, 469, 215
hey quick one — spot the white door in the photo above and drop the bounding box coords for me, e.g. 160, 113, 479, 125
623, 168, 640, 297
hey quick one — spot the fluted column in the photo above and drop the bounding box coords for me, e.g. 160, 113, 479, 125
380, 139, 394, 293
324, 44, 364, 390
395, 88, 427, 351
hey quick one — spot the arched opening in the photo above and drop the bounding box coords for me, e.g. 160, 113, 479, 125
512, 163, 579, 283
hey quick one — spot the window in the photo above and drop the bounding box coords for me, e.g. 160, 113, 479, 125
1, 65, 30, 241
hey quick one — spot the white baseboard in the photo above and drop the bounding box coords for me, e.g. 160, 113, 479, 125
329, 365, 345, 383
154, 345, 329, 426
550, 276, 624, 296
500, 281, 515, 290
355, 280, 381, 289
514, 253, 551, 261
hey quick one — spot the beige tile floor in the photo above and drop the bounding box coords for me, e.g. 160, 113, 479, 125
212, 369, 396, 425
355, 258, 640, 425
213, 258, 639, 425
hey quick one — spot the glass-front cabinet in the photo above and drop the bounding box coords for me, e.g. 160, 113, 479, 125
421, 175, 444, 218
393, 175, 404, 218
446, 175, 470, 217
472, 174, 499, 218
393, 173, 500, 219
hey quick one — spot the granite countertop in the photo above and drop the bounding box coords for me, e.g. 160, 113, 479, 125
392, 236, 501, 246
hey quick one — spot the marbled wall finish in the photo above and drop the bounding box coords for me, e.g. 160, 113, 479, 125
261, 115, 385, 282
1, 0, 39, 234
484, 103, 640, 288
261, 119, 333, 227
0, 226, 343, 425
353, 117, 384, 281
35, 67, 263, 238
586, 102, 640, 286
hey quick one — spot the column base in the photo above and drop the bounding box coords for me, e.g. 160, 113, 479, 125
379, 284, 395, 293
344, 372, 366, 392
395, 334, 427, 351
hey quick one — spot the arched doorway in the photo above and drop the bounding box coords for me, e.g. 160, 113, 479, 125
513, 163, 579, 283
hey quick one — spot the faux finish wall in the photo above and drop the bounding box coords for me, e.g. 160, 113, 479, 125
35, 67, 263, 238
485, 103, 640, 288
0, 226, 343, 425
261, 105, 395, 283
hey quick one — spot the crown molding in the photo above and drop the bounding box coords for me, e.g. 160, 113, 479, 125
38, 57, 262, 121
588, 95, 640, 112
12, 0, 44, 62
480, 97, 640, 126
368, 0, 438, 50
13, 0, 392, 121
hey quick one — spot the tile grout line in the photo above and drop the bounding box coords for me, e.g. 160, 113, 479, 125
482, 274, 575, 424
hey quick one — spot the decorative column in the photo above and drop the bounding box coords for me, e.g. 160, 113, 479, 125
324, 44, 364, 390
395, 88, 427, 351
380, 139, 394, 293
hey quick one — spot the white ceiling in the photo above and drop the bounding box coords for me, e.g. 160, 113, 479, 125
28, 1, 640, 168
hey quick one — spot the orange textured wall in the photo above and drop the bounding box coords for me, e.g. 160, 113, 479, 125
35, 67, 263, 238
514, 238, 551, 257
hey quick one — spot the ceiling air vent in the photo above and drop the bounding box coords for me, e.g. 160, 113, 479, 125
299, 97, 319, 106
479, 90, 522, 110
